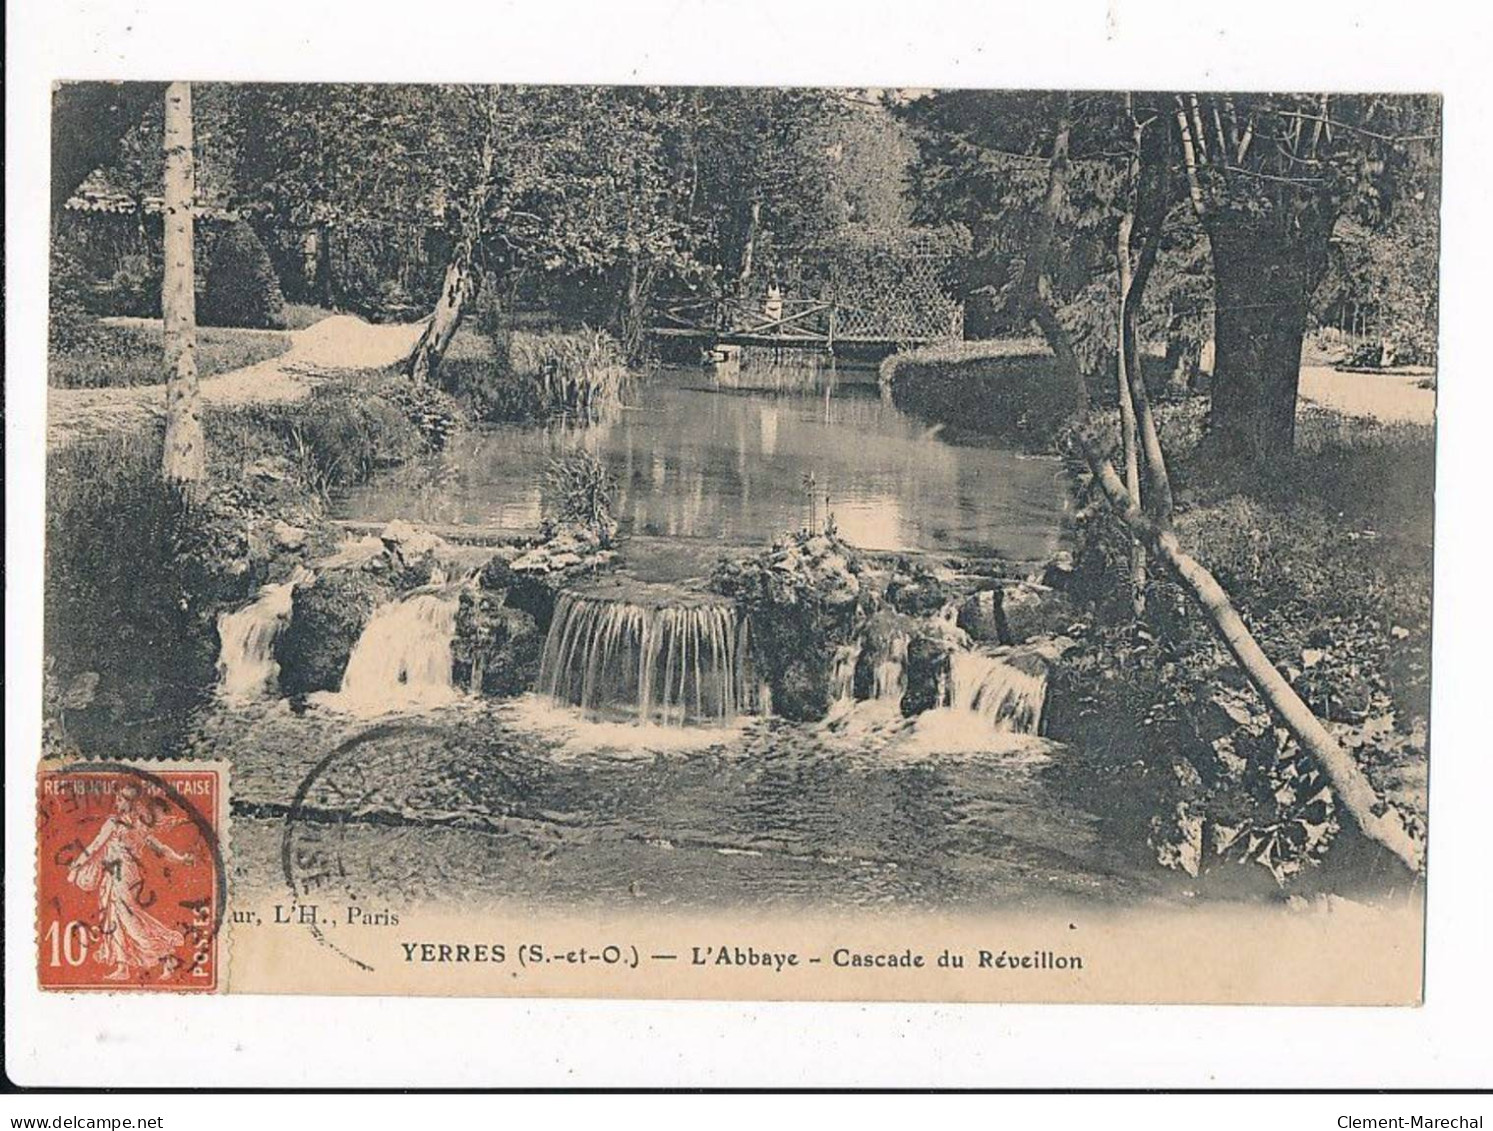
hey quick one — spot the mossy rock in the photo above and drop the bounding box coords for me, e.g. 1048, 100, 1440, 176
275, 569, 395, 696
957, 588, 1013, 644
884, 562, 949, 617
452, 591, 542, 697
770, 651, 835, 722
903, 625, 956, 716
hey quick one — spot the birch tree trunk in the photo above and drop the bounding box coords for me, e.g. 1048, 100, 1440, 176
160, 81, 206, 490
1115, 211, 1146, 614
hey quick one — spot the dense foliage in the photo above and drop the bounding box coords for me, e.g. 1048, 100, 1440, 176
199, 220, 288, 329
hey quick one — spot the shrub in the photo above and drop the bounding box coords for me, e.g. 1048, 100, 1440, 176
443, 325, 629, 423
49, 243, 99, 352
200, 220, 288, 330
45, 430, 262, 755
879, 340, 1077, 450
542, 450, 617, 544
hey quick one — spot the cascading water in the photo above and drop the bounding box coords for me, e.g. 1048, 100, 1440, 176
317, 590, 462, 715
826, 642, 863, 716
216, 568, 309, 702
537, 590, 751, 726
944, 647, 1049, 734
870, 631, 909, 704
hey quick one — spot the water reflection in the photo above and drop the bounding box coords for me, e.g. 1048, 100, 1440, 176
338, 364, 1070, 568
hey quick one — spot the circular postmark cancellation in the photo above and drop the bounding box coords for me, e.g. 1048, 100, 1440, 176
36, 759, 229, 992
282, 722, 480, 972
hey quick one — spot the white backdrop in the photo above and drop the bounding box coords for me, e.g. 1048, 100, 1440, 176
6, 0, 1491, 1091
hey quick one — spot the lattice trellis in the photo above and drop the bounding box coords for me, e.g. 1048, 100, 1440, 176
744, 229, 963, 343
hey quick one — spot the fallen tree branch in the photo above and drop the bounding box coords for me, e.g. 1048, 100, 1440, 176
1074, 446, 1423, 874
1015, 106, 1422, 878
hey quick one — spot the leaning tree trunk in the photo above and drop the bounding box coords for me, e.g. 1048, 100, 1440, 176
408, 123, 496, 385
1206, 211, 1330, 465
1080, 452, 1424, 876
407, 238, 476, 384
160, 81, 205, 490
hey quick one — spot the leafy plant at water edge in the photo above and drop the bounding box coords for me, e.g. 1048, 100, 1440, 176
542, 450, 617, 544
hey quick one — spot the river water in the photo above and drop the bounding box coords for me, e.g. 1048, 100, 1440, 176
203, 358, 1152, 911
336, 362, 1071, 577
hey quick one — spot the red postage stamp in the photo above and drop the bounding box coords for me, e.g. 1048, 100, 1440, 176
36, 760, 229, 992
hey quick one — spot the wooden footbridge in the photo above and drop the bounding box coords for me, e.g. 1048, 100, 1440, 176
647, 230, 964, 356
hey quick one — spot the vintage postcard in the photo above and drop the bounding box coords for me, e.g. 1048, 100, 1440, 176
34, 82, 1436, 1003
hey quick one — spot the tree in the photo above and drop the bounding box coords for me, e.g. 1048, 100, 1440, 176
50, 82, 165, 215
200, 219, 288, 329
1170, 93, 1440, 464
1018, 108, 1423, 876
160, 81, 205, 489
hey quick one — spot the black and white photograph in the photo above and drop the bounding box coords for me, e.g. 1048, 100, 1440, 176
25, 81, 1442, 1002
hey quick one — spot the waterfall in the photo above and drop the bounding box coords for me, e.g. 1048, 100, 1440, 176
318, 591, 461, 715
537, 590, 751, 725
216, 569, 308, 702
827, 642, 863, 715
870, 631, 908, 704
944, 648, 1049, 734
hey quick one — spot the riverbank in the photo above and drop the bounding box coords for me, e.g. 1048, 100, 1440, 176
47, 314, 429, 449
876, 338, 1434, 892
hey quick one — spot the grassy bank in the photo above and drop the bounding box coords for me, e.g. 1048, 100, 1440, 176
49, 320, 297, 389
45, 355, 459, 757
1044, 399, 1433, 891
440, 324, 630, 422
879, 339, 1075, 449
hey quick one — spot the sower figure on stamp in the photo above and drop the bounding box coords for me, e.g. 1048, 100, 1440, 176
67, 784, 196, 981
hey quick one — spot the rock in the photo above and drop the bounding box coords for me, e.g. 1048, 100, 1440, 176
957, 588, 1013, 644
903, 624, 956, 716
272, 520, 309, 551
510, 528, 613, 581
452, 592, 542, 697
316, 534, 388, 571
379, 519, 449, 563
477, 555, 516, 593
852, 611, 916, 702
275, 570, 396, 696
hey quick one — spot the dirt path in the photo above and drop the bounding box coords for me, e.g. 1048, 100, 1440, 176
1297, 365, 1436, 426
48, 315, 427, 450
